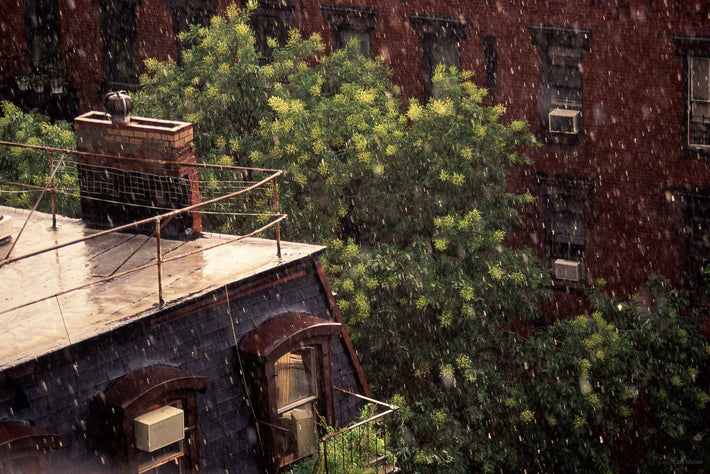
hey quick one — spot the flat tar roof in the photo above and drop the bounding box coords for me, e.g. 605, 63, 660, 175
0, 206, 325, 371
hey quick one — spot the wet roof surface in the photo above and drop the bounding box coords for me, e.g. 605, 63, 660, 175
0, 206, 325, 371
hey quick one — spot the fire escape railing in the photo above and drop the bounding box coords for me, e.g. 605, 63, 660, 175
317, 387, 399, 474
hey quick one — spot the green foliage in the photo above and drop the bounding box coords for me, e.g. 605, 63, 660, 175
515, 278, 708, 473
0, 101, 78, 216
135, 6, 707, 473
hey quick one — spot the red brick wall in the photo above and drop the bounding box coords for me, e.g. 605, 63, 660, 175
296, 0, 710, 318
4, 1, 710, 318
0, 0, 30, 85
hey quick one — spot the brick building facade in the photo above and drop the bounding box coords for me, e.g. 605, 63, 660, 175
1, 0, 709, 320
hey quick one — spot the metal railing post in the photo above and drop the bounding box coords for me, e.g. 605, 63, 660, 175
323, 438, 330, 474
273, 179, 281, 258
156, 218, 164, 306
49, 151, 56, 230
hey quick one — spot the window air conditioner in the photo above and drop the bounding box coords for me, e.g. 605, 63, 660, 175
0, 215, 11, 243
553, 259, 584, 282
549, 108, 581, 134
134, 405, 185, 452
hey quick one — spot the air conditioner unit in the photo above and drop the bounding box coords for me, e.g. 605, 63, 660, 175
549, 108, 581, 134
553, 259, 584, 282
134, 405, 185, 452
290, 408, 317, 458
0, 215, 12, 243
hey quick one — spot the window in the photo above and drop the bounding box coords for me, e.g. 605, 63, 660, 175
673, 36, 710, 154
535, 175, 592, 286
684, 192, 710, 307
0, 422, 60, 473
166, 0, 216, 62
529, 25, 592, 144
321, 5, 378, 57
482, 36, 497, 92
99, 0, 139, 90
690, 57, 710, 146
91, 366, 207, 473
251, 1, 294, 63
24, 0, 61, 75
409, 15, 467, 100
240, 313, 341, 470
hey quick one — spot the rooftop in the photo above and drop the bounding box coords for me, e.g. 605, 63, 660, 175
0, 205, 325, 371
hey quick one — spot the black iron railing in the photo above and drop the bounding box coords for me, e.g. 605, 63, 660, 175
317, 387, 398, 474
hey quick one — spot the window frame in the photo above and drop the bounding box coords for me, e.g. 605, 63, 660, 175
321, 4, 378, 57
672, 35, 710, 159
166, 0, 217, 63
529, 25, 592, 146
240, 313, 341, 471
534, 174, 593, 289
0, 422, 60, 473
99, 0, 140, 91
23, 0, 62, 75
251, 0, 294, 63
92, 366, 207, 473
409, 15, 467, 101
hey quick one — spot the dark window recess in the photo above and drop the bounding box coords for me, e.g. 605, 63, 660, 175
334, 27, 371, 56
99, 0, 139, 91
529, 25, 592, 145
672, 36, 710, 156
25, 0, 61, 74
0, 422, 61, 473
89, 366, 206, 473
534, 174, 592, 286
409, 15, 467, 100
240, 313, 341, 471
482, 36, 497, 92
250, 1, 294, 63
685, 192, 710, 307
168, 0, 216, 61
321, 5, 378, 57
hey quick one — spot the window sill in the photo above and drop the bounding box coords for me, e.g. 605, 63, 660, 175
538, 130, 586, 147
551, 278, 587, 292
683, 146, 710, 161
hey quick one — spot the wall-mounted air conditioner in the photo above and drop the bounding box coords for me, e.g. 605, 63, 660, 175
553, 259, 584, 282
134, 405, 185, 452
549, 108, 581, 134
0, 215, 12, 243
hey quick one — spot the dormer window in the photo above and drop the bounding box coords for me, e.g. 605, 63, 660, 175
240, 313, 341, 470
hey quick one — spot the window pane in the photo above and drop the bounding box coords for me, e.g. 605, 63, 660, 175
431, 37, 460, 69
691, 57, 710, 102
275, 347, 316, 409
336, 28, 371, 57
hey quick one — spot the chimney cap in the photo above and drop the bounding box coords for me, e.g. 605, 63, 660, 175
103, 91, 134, 124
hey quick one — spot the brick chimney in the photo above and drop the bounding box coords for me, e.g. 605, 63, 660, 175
74, 111, 201, 239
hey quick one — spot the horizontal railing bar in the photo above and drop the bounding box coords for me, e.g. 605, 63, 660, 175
0, 140, 282, 174
334, 386, 399, 411
0, 170, 282, 267
320, 408, 395, 443
0, 215, 286, 316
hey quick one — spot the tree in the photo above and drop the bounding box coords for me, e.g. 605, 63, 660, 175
0, 101, 77, 216
135, 4, 707, 473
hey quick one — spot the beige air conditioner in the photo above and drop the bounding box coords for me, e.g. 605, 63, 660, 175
134, 405, 185, 452
549, 108, 581, 134
553, 259, 584, 282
